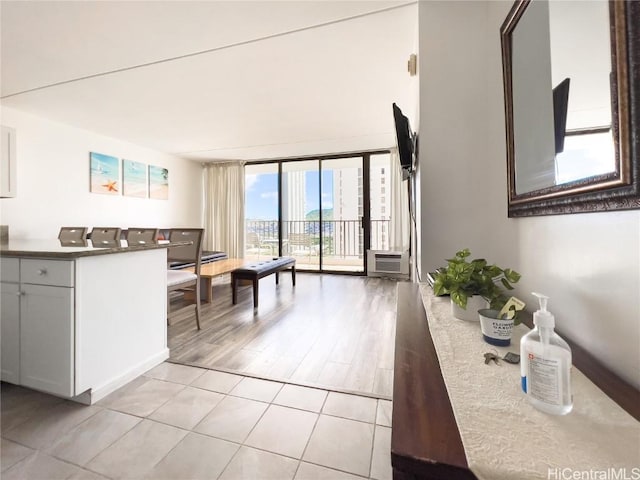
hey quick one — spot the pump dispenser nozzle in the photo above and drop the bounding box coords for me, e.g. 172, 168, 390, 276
532, 292, 554, 328
533, 292, 548, 311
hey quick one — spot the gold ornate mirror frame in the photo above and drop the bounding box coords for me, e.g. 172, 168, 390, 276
501, 0, 639, 216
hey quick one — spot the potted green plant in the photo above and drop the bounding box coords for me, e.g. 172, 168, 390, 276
433, 248, 521, 321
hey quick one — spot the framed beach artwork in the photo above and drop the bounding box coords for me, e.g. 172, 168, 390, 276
90, 152, 120, 195
148, 165, 168, 200
123, 159, 147, 198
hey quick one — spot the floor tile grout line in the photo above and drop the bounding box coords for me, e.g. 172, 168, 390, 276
189, 393, 234, 435
297, 392, 326, 467
46, 409, 143, 472
0, 435, 38, 453
167, 359, 393, 401
102, 397, 352, 467
1, 397, 99, 441
0, 389, 67, 428
0, 449, 38, 477
2, 365, 392, 480
368, 423, 379, 479
299, 459, 371, 479
321, 395, 379, 425
85, 415, 191, 478
213, 441, 243, 480
236, 382, 284, 446
146, 388, 226, 431
292, 386, 379, 477
2, 447, 116, 480
136, 421, 192, 479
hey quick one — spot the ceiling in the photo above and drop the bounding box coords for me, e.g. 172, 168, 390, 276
0, 1, 418, 162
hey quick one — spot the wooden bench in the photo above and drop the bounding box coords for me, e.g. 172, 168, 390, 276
231, 257, 296, 309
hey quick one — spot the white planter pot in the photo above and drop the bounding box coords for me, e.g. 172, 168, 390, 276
479, 309, 514, 346
450, 296, 488, 321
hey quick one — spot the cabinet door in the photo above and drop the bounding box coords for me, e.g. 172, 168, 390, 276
0, 126, 17, 198
1, 282, 20, 383
20, 284, 74, 397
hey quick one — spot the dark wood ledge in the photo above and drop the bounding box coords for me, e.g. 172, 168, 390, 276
392, 283, 476, 480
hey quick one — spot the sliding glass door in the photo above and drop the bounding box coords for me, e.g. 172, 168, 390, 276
245, 152, 389, 273
321, 157, 365, 273
369, 153, 392, 251
245, 163, 279, 261
281, 160, 321, 271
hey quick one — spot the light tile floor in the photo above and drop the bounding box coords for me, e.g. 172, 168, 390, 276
1, 362, 393, 480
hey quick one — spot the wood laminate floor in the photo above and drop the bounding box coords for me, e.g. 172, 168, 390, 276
168, 273, 398, 398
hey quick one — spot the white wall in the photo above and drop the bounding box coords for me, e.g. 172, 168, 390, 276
0, 106, 202, 238
419, 1, 515, 268
418, 1, 640, 389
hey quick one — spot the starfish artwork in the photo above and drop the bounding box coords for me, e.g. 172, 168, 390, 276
102, 180, 118, 192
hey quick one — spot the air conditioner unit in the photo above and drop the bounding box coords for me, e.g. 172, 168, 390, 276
367, 250, 409, 277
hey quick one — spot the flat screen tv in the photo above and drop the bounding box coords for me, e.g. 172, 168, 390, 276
552, 77, 570, 154
393, 103, 414, 171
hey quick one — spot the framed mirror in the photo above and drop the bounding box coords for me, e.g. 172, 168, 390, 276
501, 0, 639, 217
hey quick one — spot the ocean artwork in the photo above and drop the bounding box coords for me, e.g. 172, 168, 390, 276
90, 152, 120, 195
123, 159, 147, 198
149, 165, 169, 200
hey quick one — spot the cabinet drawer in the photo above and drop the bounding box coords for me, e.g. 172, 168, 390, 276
0, 258, 19, 283
21, 259, 74, 287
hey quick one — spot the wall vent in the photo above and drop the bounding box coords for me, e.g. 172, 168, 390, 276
367, 250, 409, 276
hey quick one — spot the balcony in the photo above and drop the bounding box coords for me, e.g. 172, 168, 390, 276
245, 219, 390, 271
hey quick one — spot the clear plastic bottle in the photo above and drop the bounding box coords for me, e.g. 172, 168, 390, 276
520, 293, 573, 415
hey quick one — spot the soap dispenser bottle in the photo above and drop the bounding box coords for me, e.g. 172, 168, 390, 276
520, 293, 573, 415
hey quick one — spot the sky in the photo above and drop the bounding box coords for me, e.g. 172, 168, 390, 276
246, 170, 334, 220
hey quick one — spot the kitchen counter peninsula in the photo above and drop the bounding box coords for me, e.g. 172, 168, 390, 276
0, 239, 184, 404
0, 238, 188, 258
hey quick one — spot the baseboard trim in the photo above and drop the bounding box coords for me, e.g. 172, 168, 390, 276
78, 349, 170, 405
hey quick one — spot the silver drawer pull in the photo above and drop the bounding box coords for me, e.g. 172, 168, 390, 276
37, 268, 47, 276
16, 291, 23, 296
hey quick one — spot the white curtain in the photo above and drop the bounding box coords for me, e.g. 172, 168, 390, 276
389, 148, 410, 252
202, 162, 245, 258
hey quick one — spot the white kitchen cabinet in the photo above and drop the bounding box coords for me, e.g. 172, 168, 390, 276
1, 244, 169, 404
1, 282, 21, 383
1, 258, 75, 397
1, 257, 20, 383
1, 126, 17, 198
20, 284, 74, 397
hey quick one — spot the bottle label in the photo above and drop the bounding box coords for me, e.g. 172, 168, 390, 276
527, 352, 561, 405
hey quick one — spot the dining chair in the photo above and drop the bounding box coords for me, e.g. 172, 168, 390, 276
58, 227, 88, 245
125, 228, 159, 245
89, 227, 122, 246
166, 228, 204, 330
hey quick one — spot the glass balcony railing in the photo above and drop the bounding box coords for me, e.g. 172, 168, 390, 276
245, 219, 390, 271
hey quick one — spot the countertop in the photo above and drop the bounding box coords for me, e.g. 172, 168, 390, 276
0, 239, 189, 259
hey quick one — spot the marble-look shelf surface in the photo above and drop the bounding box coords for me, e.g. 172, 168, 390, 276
0, 239, 189, 259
